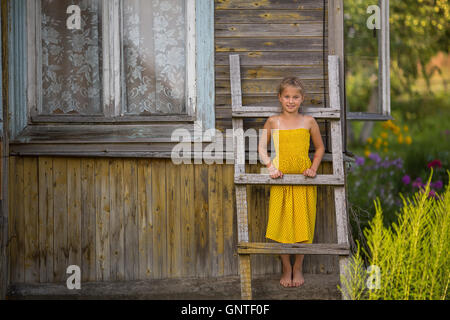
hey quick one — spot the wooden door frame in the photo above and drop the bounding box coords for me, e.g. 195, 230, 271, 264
1, 0, 9, 300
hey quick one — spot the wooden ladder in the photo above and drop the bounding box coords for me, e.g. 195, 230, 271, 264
230, 54, 351, 300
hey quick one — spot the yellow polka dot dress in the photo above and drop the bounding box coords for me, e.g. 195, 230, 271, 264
265, 127, 317, 244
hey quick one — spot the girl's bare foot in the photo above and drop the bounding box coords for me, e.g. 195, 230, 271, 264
280, 264, 292, 287
292, 266, 305, 287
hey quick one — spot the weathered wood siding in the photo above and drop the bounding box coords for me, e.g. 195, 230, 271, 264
6, 0, 340, 285
8, 157, 336, 284
215, 0, 329, 132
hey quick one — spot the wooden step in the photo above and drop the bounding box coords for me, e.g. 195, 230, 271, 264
232, 106, 341, 119
238, 242, 350, 255
234, 173, 344, 185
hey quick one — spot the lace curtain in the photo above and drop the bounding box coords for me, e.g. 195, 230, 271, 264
41, 0, 102, 115
40, 0, 186, 116
123, 0, 186, 115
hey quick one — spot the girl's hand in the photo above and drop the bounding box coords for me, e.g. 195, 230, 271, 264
303, 167, 317, 178
268, 164, 283, 179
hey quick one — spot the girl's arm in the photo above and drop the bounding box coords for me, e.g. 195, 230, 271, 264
258, 116, 274, 168
259, 117, 283, 179
306, 117, 325, 176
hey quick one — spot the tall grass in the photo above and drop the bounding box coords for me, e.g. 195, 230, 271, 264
339, 169, 450, 300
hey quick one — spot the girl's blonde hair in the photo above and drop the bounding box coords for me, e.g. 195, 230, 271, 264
277, 77, 306, 98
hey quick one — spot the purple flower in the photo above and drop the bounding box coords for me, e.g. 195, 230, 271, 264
393, 158, 403, 169
428, 189, 437, 198
355, 156, 365, 166
431, 180, 443, 189
402, 175, 411, 185
369, 153, 381, 163
412, 177, 424, 189
381, 160, 390, 168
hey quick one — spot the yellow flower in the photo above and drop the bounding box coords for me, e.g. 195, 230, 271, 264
405, 136, 412, 144
383, 120, 393, 129
398, 135, 404, 144
381, 132, 388, 139
367, 137, 373, 144
375, 144, 380, 150
376, 138, 382, 144
364, 150, 371, 157
383, 141, 388, 146
403, 125, 409, 132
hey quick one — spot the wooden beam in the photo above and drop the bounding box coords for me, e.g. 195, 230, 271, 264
237, 242, 350, 255
328, 0, 346, 152
0, 0, 8, 299
232, 107, 341, 119
234, 173, 344, 186
378, 0, 391, 116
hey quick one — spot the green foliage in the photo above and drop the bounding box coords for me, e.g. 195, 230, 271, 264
344, 0, 450, 105
339, 170, 450, 300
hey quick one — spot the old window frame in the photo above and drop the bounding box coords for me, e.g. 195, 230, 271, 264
345, 0, 392, 121
8, 0, 215, 156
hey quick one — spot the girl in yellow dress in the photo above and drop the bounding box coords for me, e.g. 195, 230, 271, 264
258, 77, 325, 288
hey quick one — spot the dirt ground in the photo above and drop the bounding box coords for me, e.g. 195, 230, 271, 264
7, 273, 342, 300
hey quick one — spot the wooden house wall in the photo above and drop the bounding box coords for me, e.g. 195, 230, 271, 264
8, 157, 336, 284
215, 0, 329, 132
6, 0, 341, 285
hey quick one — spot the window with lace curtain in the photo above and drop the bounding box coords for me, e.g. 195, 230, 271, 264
39, 0, 189, 117
8, 0, 214, 155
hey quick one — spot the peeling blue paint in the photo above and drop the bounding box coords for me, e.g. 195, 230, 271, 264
196, 0, 215, 132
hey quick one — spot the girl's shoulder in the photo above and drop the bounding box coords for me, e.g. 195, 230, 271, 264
303, 115, 317, 129
266, 115, 279, 128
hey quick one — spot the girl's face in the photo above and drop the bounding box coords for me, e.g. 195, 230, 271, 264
278, 86, 304, 113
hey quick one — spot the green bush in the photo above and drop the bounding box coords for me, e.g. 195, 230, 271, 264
339, 170, 450, 300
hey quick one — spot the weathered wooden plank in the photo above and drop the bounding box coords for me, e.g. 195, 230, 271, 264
53, 158, 67, 282
67, 159, 82, 280
215, 92, 326, 108
38, 157, 54, 283
347, 112, 393, 121
222, 164, 237, 277
109, 159, 124, 281
215, 65, 326, 79
95, 159, 110, 281
124, 160, 138, 280
215, 0, 324, 10
31, 114, 196, 123
248, 164, 264, 276
9, 157, 24, 283
215, 9, 325, 24
80, 159, 96, 282
216, 23, 326, 38
216, 79, 325, 94
235, 173, 344, 185
180, 163, 195, 277
208, 164, 224, 277
216, 51, 324, 66
12, 124, 196, 144
238, 242, 350, 255
151, 159, 167, 279
137, 159, 151, 279
23, 157, 39, 283
166, 161, 182, 278
231, 107, 340, 119
194, 163, 210, 277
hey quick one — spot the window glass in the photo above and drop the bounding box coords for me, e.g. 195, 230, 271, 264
122, 0, 186, 115
344, 0, 381, 114
41, 0, 103, 115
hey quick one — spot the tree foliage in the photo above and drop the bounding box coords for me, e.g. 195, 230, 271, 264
344, 0, 450, 105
